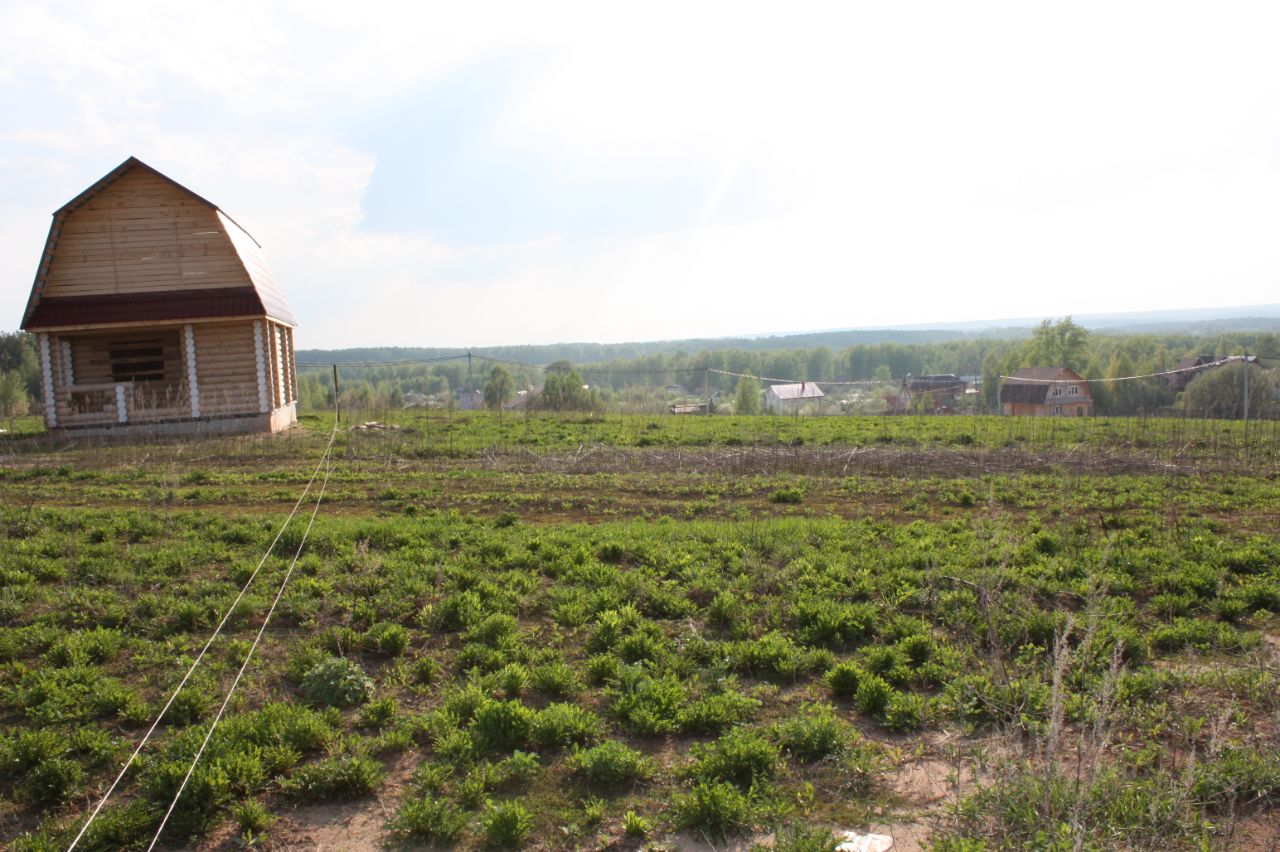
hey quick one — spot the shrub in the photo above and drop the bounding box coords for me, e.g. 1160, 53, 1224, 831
531, 703, 601, 749
25, 756, 84, 805
731, 631, 808, 680
230, 798, 274, 835
854, 675, 894, 717
569, 740, 654, 788
411, 656, 442, 685
472, 700, 536, 752
611, 671, 688, 736
826, 661, 865, 700
492, 751, 541, 788
680, 690, 761, 734
881, 692, 926, 732
491, 663, 532, 697
281, 754, 384, 801
774, 704, 850, 762
688, 727, 779, 789
792, 598, 875, 647
298, 657, 375, 708
530, 661, 581, 697
482, 799, 534, 848
622, 809, 651, 837
365, 622, 410, 656
770, 487, 804, 505
357, 697, 399, 731
672, 780, 754, 841
391, 795, 467, 843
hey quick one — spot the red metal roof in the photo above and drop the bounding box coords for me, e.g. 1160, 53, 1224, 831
24, 287, 266, 328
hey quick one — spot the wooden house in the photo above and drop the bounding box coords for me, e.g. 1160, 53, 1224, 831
1000, 367, 1093, 416
892, 374, 966, 414
765, 381, 824, 414
19, 157, 298, 435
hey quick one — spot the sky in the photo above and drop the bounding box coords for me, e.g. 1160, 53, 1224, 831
2, 1, 1280, 349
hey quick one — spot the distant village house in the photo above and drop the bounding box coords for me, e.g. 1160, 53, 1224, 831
19, 157, 298, 436
765, 381, 824, 414
1000, 368, 1093, 416
892, 374, 965, 414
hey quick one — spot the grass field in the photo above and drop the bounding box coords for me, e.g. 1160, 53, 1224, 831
1, 411, 1278, 850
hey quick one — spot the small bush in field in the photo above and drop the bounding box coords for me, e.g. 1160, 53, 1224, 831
25, 756, 85, 805
230, 798, 274, 835
569, 740, 654, 788
680, 690, 761, 734
826, 661, 865, 699
672, 780, 754, 840
882, 692, 926, 732
622, 809, 651, 837
773, 704, 850, 762
688, 727, 779, 790
281, 754, 384, 801
530, 661, 581, 697
854, 674, 894, 717
770, 487, 804, 505
482, 799, 534, 848
472, 699, 536, 752
391, 795, 467, 843
357, 697, 399, 730
365, 622, 410, 656
298, 657, 375, 708
531, 702, 601, 749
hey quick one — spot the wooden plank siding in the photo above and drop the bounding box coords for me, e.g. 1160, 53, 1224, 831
41, 169, 254, 299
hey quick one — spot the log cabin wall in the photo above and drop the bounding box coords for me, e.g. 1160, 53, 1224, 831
193, 321, 264, 418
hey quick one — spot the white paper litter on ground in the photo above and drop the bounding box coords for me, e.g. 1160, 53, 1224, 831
835, 830, 894, 852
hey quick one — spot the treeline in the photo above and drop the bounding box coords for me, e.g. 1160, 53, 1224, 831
2, 321, 1277, 421
298, 319, 1280, 417
0, 333, 39, 421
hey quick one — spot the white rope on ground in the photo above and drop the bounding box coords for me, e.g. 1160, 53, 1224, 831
65, 424, 339, 852
145, 431, 337, 851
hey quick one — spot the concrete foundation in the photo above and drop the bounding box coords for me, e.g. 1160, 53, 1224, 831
52, 403, 297, 439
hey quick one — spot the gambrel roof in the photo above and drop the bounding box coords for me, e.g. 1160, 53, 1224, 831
21, 157, 295, 331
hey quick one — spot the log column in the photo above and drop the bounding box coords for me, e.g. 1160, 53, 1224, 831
184, 324, 201, 418
254, 320, 270, 413
38, 333, 57, 428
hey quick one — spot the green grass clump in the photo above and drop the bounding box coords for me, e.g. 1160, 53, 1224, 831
481, 799, 534, 848
472, 699, 536, 752
531, 702, 601, 749
569, 740, 655, 788
688, 727, 780, 789
673, 780, 755, 841
298, 657, 376, 708
391, 795, 467, 844
280, 754, 384, 801
773, 704, 852, 762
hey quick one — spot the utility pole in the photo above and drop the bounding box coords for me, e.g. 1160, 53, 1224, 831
332, 364, 340, 425
1243, 351, 1250, 422
704, 366, 711, 415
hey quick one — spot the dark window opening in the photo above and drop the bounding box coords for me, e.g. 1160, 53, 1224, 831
109, 340, 167, 382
